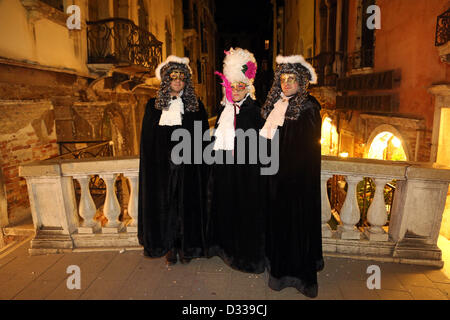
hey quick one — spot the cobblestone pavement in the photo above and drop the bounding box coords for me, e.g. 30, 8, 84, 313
0, 239, 449, 300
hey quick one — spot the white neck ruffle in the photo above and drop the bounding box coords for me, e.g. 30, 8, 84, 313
259, 93, 291, 140
213, 94, 249, 150
159, 92, 184, 126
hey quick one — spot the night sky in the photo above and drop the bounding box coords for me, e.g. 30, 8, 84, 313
214, 0, 274, 105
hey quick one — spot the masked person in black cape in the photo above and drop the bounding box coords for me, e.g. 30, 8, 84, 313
260, 55, 324, 298
206, 48, 265, 274
138, 55, 209, 265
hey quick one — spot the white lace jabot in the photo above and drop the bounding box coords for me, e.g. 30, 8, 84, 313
213, 94, 249, 151
260, 93, 291, 140
159, 91, 184, 126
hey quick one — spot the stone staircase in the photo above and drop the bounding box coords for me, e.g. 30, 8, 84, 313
0, 217, 35, 257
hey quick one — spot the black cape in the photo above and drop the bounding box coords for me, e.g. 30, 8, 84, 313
263, 94, 324, 298
138, 97, 209, 259
206, 96, 265, 273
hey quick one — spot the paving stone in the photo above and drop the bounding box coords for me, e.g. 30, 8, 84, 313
227, 287, 267, 300
0, 277, 36, 299
338, 280, 381, 300
265, 286, 309, 300
152, 284, 193, 300
190, 273, 231, 299
433, 282, 450, 299
0, 253, 63, 282
0, 254, 17, 270
422, 269, 450, 284
37, 252, 91, 281
78, 279, 127, 300
0, 241, 449, 300
114, 276, 160, 300
97, 251, 142, 281
378, 274, 408, 291
395, 273, 439, 289
13, 279, 63, 300
315, 282, 344, 300
198, 256, 233, 273
403, 285, 448, 300
126, 263, 163, 284
76, 251, 117, 275
45, 271, 99, 300
376, 289, 414, 300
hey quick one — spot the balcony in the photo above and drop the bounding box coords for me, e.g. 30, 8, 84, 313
86, 18, 163, 76
18, 156, 450, 267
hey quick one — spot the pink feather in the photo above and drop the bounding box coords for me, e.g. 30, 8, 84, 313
215, 71, 233, 103
245, 61, 257, 79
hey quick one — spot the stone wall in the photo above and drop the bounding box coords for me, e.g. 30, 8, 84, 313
0, 62, 157, 226
0, 100, 58, 225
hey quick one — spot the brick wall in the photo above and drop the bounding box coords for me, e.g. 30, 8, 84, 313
0, 101, 58, 224
0, 62, 157, 226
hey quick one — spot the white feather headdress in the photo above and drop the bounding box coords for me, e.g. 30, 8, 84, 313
155, 55, 192, 81
223, 48, 257, 84
276, 55, 317, 84
218, 48, 258, 102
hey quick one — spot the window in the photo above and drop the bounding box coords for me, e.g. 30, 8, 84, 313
201, 20, 207, 53
88, 1, 99, 21
360, 0, 375, 67
183, 0, 193, 29
165, 20, 172, 57
138, 0, 149, 31
197, 59, 202, 83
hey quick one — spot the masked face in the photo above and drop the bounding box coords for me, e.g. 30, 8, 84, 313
169, 70, 186, 95
230, 82, 249, 102
280, 73, 299, 97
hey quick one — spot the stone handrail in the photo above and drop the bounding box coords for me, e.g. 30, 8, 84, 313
19, 156, 450, 266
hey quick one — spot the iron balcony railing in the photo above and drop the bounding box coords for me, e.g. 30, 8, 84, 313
86, 18, 163, 73
436, 7, 450, 46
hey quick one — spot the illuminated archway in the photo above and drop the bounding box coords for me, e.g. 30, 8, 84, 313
365, 125, 408, 161
321, 115, 338, 156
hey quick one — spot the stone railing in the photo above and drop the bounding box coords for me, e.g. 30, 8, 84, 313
19, 156, 450, 266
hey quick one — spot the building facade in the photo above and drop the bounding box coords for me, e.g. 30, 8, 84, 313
0, 0, 216, 229
274, 0, 450, 238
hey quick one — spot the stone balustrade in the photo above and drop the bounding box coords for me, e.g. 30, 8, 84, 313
19, 156, 450, 267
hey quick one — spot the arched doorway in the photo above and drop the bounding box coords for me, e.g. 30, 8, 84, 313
365, 125, 409, 161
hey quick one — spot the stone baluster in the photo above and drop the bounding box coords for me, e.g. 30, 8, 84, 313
338, 175, 363, 240
74, 175, 99, 233
124, 172, 138, 233
321, 173, 333, 237
365, 178, 390, 241
100, 173, 121, 232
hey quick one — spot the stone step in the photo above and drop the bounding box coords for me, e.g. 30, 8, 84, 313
3, 224, 35, 236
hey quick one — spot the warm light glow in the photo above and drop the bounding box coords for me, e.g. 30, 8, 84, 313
339, 152, 349, 158
321, 117, 338, 156
392, 137, 402, 148
367, 131, 407, 161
